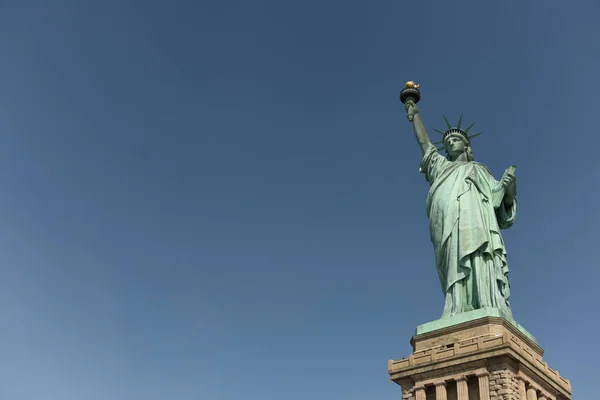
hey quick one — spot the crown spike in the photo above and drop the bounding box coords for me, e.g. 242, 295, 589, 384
467, 132, 483, 139
457, 113, 463, 130
433, 128, 446, 135
464, 122, 476, 134
443, 115, 452, 129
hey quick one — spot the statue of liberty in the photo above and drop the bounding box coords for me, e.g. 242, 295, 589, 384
400, 82, 518, 319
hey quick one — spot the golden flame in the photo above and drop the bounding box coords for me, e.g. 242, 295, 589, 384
404, 81, 420, 89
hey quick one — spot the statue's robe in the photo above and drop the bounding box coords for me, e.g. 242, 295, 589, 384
420, 145, 516, 318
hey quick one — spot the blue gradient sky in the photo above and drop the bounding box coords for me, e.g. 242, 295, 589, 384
0, 1, 598, 399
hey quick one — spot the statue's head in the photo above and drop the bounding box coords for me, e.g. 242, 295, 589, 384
433, 115, 482, 162
444, 132, 475, 161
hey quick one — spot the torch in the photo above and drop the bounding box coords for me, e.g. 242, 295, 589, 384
400, 81, 421, 122
399, 81, 421, 105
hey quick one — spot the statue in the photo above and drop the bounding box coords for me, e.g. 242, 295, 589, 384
400, 82, 518, 319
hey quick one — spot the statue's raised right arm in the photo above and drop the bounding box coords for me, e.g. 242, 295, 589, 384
404, 100, 432, 156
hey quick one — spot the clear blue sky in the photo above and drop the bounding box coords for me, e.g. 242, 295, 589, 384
0, 1, 598, 399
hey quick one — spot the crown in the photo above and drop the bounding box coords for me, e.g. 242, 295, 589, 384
432, 114, 483, 152
443, 127, 468, 140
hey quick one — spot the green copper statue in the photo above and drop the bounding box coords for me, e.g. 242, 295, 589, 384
400, 82, 518, 319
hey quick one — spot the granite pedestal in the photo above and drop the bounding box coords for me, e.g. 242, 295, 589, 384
388, 312, 571, 400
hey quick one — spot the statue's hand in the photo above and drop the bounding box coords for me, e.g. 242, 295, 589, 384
501, 169, 517, 203
405, 100, 419, 122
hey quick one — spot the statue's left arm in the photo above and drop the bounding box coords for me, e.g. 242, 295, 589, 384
501, 166, 517, 208
496, 200, 517, 230
494, 167, 517, 229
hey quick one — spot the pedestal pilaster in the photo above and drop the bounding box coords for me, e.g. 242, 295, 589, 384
434, 381, 447, 400
456, 376, 469, 400
414, 386, 425, 400
476, 371, 490, 400
527, 385, 538, 400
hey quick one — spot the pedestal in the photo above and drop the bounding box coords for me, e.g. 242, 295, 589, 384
388, 315, 571, 400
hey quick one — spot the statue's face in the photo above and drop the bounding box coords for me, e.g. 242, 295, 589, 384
445, 135, 467, 159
